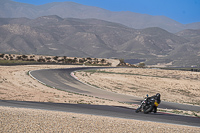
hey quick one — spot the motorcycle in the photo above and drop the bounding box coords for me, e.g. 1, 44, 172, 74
135, 95, 158, 114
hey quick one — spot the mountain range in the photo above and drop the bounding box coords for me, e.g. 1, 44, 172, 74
1, 0, 200, 33
0, 15, 199, 67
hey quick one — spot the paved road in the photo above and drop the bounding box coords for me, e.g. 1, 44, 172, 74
1, 67, 199, 127
30, 67, 200, 111
1, 100, 200, 127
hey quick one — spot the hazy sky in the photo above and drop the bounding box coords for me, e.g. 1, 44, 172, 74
13, 0, 200, 24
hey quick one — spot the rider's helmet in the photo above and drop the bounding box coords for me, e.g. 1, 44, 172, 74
156, 93, 160, 98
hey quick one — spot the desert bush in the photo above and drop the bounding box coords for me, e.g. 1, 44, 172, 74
17, 56, 22, 60
0, 54, 5, 58
37, 58, 45, 62
5, 55, 9, 59
87, 57, 92, 60
119, 59, 125, 64
10, 56, 13, 60
22, 55, 28, 58
100, 59, 106, 63
58, 59, 64, 63
138, 62, 145, 68
53, 56, 59, 60
79, 59, 85, 63
66, 59, 72, 63
46, 57, 51, 60
72, 57, 77, 63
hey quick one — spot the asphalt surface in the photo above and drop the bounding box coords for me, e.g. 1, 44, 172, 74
1, 100, 200, 127
1, 67, 200, 127
30, 67, 200, 111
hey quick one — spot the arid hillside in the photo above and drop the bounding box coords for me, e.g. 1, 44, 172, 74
0, 16, 200, 67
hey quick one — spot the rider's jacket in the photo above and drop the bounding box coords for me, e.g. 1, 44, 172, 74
146, 95, 161, 104
153, 95, 161, 104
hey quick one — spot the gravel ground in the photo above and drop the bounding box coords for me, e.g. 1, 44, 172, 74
1, 106, 200, 133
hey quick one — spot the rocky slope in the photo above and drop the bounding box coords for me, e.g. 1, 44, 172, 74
0, 16, 199, 67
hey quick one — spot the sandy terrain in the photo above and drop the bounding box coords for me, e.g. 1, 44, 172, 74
0, 65, 199, 132
75, 68, 200, 105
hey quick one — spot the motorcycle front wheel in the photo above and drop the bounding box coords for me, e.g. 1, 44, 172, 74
135, 107, 141, 113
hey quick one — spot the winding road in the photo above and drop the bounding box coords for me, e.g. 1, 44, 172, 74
1, 67, 200, 127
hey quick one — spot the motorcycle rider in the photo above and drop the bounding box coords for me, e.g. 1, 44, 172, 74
146, 93, 161, 113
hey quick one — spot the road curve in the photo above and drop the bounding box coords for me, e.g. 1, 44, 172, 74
1, 67, 199, 127
30, 67, 200, 112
